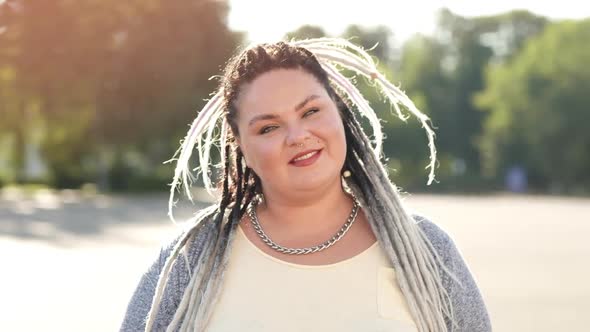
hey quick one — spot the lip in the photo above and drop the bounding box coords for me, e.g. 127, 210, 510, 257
289, 149, 322, 166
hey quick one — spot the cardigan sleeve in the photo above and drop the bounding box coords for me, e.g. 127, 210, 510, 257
119, 243, 168, 332
118, 234, 194, 332
414, 214, 492, 332
119, 219, 215, 332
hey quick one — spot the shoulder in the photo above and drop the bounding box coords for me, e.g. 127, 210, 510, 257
410, 213, 465, 281
137, 206, 218, 330
410, 213, 492, 331
159, 205, 219, 265
411, 213, 449, 239
411, 213, 456, 259
410, 213, 467, 275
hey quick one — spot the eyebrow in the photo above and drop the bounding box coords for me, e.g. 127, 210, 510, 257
248, 94, 322, 127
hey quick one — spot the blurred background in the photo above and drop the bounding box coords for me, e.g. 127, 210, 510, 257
0, 0, 588, 331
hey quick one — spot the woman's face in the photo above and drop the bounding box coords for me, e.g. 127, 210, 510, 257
234, 68, 347, 196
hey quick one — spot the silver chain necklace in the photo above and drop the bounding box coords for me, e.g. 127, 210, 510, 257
246, 193, 360, 255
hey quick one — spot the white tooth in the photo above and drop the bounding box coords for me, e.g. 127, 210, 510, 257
293, 151, 317, 162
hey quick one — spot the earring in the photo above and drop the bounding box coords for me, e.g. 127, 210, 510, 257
342, 170, 351, 178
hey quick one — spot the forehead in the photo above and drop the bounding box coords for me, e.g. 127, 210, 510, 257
235, 68, 329, 116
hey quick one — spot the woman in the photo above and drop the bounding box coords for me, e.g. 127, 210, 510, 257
120, 39, 491, 332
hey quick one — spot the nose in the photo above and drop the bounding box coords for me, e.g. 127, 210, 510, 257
285, 123, 311, 147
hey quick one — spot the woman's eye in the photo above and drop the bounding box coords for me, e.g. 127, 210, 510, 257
259, 125, 278, 135
303, 108, 319, 117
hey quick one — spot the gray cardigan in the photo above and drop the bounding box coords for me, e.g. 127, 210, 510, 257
120, 215, 492, 331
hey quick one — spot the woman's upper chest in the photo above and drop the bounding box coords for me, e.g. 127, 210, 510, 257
204, 228, 418, 332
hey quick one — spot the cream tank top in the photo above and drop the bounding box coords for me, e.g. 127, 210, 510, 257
205, 226, 418, 332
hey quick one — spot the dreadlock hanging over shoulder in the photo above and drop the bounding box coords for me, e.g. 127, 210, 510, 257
143, 38, 467, 332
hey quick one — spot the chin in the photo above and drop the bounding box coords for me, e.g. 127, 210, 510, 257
289, 170, 340, 191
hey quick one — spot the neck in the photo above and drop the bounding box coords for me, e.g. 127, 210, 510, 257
256, 179, 355, 237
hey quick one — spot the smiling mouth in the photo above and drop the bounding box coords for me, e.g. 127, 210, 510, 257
289, 149, 322, 166
293, 151, 318, 161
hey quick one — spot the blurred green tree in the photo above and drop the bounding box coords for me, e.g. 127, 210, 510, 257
0, 0, 241, 189
284, 25, 328, 40
342, 24, 396, 66
392, 9, 548, 191
476, 19, 590, 192
95, 0, 241, 190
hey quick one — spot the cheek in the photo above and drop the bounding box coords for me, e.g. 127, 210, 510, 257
334, 126, 347, 161
317, 114, 346, 153
243, 137, 283, 172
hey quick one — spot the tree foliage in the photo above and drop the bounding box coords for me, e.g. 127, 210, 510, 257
284, 25, 327, 40
476, 19, 590, 191
392, 9, 549, 190
0, 0, 241, 188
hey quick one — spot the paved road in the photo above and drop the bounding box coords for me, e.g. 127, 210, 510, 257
1, 189, 589, 331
